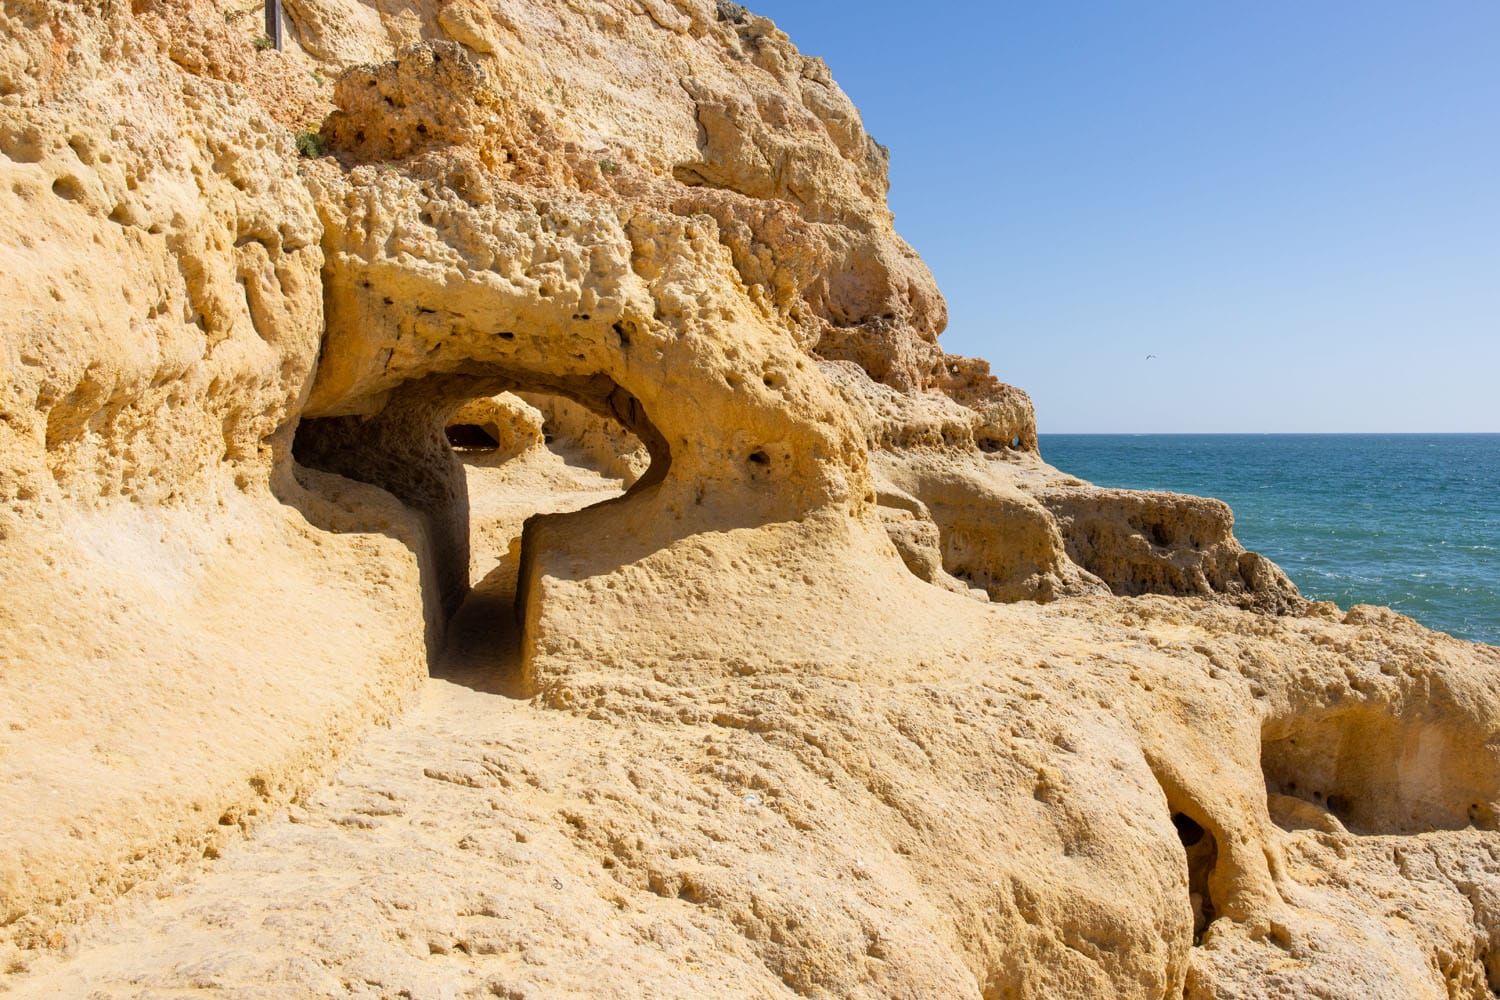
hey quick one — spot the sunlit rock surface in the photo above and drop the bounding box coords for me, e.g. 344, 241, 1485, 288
3, 2, 1498, 997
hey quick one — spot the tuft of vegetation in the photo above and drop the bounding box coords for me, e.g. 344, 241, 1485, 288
252, 33, 274, 51
295, 130, 328, 158
598, 158, 620, 176
715, 0, 749, 24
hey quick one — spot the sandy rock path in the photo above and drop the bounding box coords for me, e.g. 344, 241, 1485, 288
16, 666, 765, 998
10, 450, 780, 999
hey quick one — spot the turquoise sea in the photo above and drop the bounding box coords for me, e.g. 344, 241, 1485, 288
1039, 434, 1499, 646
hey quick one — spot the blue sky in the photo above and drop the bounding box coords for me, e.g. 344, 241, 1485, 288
747, 2, 1500, 432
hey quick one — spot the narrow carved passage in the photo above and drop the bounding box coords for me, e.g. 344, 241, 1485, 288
293, 386, 645, 693
435, 392, 643, 695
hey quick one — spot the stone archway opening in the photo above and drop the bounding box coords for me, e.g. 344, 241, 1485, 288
290, 371, 660, 694
438, 391, 649, 691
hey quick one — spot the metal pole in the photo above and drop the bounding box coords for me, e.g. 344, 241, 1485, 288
265, 0, 283, 51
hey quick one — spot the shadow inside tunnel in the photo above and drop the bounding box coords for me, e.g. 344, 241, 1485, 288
430, 558, 530, 698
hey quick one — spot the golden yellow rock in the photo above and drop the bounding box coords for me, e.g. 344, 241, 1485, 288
2, 1, 1497, 997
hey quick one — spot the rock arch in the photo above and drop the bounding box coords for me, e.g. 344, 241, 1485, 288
293, 369, 666, 662
287, 111, 886, 691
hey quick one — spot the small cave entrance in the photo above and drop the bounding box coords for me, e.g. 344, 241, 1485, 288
444, 423, 501, 452
1261, 706, 1500, 835
1172, 811, 1220, 944
975, 434, 1026, 454
290, 375, 658, 694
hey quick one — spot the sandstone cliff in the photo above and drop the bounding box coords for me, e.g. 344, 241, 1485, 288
3, 2, 1499, 997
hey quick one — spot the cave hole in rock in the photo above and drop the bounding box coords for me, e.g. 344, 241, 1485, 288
444, 423, 500, 452
292, 375, 658, 693
1261, 705, 1500, 835
1172, 811, 1220, 944
976, 435, 1028, 455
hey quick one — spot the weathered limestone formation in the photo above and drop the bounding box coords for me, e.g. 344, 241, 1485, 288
3, 1, 1499, 997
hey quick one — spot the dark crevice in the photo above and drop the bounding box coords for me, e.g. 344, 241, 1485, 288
444, 423, 500, 452
1172, 811, 1219, 944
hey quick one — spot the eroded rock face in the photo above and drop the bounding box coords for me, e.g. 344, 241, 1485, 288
3, 1, 1499, 997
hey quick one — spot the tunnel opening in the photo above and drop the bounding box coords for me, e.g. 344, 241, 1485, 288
439, 391, 647, 693
290, 373, 659, 694
444, 423, 500, 452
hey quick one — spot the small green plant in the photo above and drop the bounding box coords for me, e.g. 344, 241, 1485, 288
252, 33, 274, 51
598, 158, 620, 176
295, 130, 328, 158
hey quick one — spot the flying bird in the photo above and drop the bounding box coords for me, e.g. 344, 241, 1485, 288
1146, 354, 1158, 360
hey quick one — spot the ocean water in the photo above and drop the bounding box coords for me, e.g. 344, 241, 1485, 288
1038, 434, 1499, 646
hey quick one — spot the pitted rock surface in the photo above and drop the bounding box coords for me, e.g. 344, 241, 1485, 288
3, 2, 1498, 997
